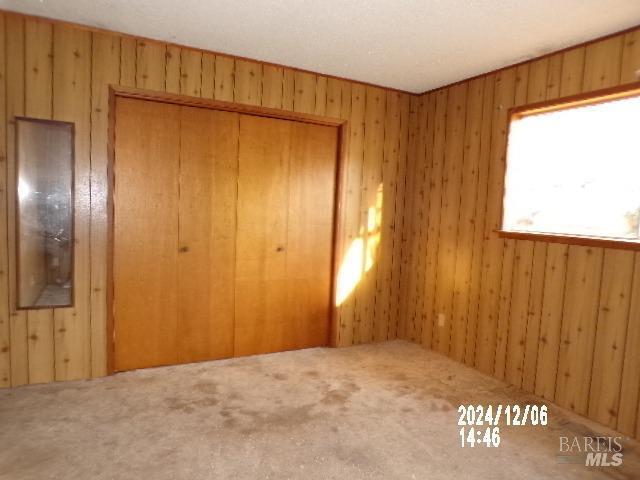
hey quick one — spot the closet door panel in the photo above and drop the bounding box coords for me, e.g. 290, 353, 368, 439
286, 122, 337, 348
177, 107, 238, 363
113, 98, 181, 371
234, 115, 291, 356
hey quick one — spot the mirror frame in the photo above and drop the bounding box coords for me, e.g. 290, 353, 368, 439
14, 116, 76, 310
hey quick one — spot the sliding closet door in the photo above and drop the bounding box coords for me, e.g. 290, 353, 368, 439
286, 122, 338, 348
234, 115, 338, 356
113, 98, 181, 371
177, 107, 238, 363
235, 115, 291, 356
114, 98, 338, 369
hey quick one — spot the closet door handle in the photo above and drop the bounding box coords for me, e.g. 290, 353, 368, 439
179, 246, 189, 253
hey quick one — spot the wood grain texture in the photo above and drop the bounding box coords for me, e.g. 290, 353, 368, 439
234, 60, 261, 106
419, 92, 445, 345
407, 96, 431, 346
177, 107, 238, 363
618, 254, 640, 436
336, 84, 365, 347
588, 250, 634, 428
354, 86, 385, 344
285, 121, 337, 349
6, 14, 29, 387
52, 24, 92, 381
448, 78, 483, 363
0, 14, 9, 387
401, 25, 640, 439
24, 18, 54, 384
1, 10, 409, 387
234, 115, 337, 356
90, 32, 120, 378
432, 83, 467, 355
6, 13, 636, 446
113, 98, 181, 371
135, 40, 165, 91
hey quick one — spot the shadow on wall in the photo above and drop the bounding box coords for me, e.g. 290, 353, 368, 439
335, 183, 383, 306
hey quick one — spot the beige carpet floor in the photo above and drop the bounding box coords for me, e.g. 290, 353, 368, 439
0, 340, 638, 479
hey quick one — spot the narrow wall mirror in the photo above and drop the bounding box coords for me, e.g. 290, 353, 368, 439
16, 117, 75, 309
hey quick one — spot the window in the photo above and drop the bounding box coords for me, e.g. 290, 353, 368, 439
501, 83, 640, 248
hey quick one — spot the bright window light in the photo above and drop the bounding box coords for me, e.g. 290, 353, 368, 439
503, 89, 640, 242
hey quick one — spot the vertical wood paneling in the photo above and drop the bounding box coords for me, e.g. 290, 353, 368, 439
449, 77, 484, 363
1, 11, 407, 386
6, 14, 29, 387
354, 86, 385, 344
504, 60, 547, 389
474, 68, 516, 375
494, 64, 528, 382
395, 23, 640, 441
234, 59, 261, 105
401, 95, 426, 343
3, 13, 640, 442
164, 46, 180, 94
119, 37, 136, 87
325, 78, 342, 118
213, 56, 234, 101
337, 84, 365, 346
621, 30, 640, 83
261, 65, 283, 109
314, 76, 327, 116
397, 96, 418, 340
24, 18, 55, 384
555, 35, 623, 416
533, 48, 585, 401
282, 69, 295, 111
0, 13, 10, 387
52, 24, 91, 381
618, 255, 640, 436
463, 73, 495, 367
180, 49, 202, 97
389, 94, 410, 339
588, 250, 634, 428
293, 72, 316, 114
135, 40, 165, 91
555, 247, 604, 415
534, 242, 568, 401
373, 91, 400, 341
419, 92, 446, 345
520, 55, 561, 394
200, 53, 215, 99
90, 31, 120, 378
432, 83, 467, 355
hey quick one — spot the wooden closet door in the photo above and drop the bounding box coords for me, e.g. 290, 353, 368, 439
113, 98, 181, 371
234, 115, 338, 356
234, 115, 291, 356
286, 122, 338, 348
177, 107, 238, 363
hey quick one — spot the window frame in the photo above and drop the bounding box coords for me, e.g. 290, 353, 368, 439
498, 80, 640, 251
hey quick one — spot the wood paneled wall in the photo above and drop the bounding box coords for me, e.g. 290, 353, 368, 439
400, 26, 640, 438
0, 11, 411, 387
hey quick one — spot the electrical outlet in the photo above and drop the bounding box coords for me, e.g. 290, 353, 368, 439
437, 313, 445, 327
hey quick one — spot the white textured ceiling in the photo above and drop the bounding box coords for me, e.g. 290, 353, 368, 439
2, 0, 640, 93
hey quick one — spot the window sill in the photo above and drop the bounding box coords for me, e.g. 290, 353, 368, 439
497, 230, 640, 251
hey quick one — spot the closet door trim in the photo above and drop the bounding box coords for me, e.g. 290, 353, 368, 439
106, 86, 348, 374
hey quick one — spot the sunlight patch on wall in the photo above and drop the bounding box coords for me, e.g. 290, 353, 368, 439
336, 184, 384, 306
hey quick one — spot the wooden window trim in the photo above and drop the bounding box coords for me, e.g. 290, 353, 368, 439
497, 230, 640, 251
500, 80, 640, 251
